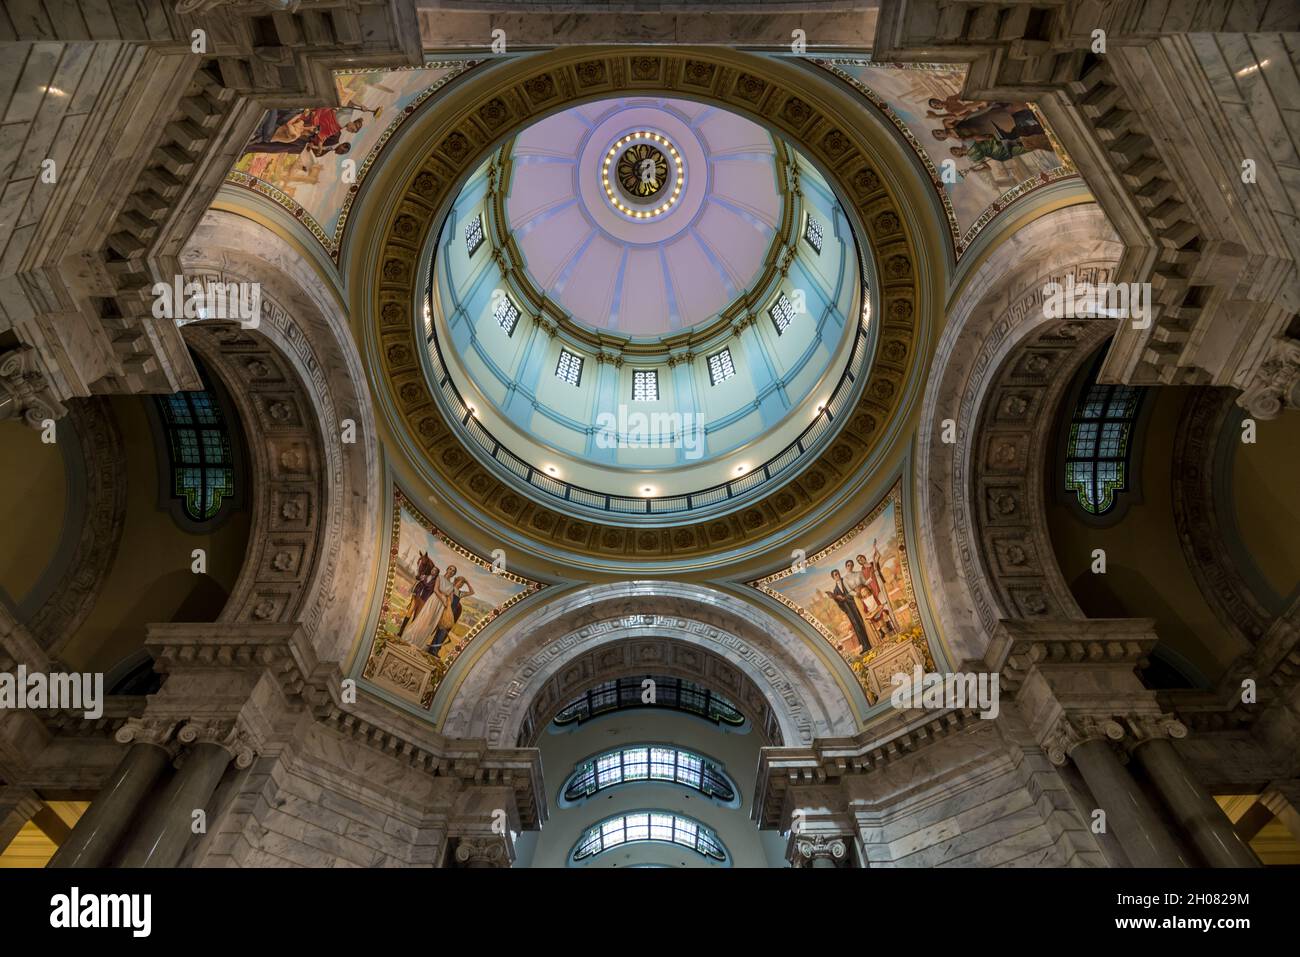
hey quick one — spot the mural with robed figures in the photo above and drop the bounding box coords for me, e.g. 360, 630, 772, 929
226, 61, 477, 261
813, 57, 1077, 258
749, 480, 934, 705
361, 488, 543, 709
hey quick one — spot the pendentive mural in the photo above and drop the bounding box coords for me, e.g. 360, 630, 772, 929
749, 480, 934, 705
226, 60, 478, 260
813, 57, 1076, 258
361, 487, 544, 709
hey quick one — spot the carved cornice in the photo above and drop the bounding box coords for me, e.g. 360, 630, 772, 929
372, 47, 921, 559
987, 620, 1159, 697
753, 708, 981, 828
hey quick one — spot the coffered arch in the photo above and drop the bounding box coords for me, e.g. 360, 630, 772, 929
349, 46, 943, 573
437, 581, 865, 748
914, 203, 1123, 664
178, 212, 382, 664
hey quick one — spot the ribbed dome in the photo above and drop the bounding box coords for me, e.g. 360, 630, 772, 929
505, 98, 782, 337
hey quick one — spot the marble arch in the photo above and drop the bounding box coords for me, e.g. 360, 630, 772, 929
914, 204, 1123, 665
438, 581, 864, 748
178, 212, 382, 664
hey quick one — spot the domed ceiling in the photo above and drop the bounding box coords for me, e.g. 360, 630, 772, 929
421, 95, 873, 520
505, 98, 782, 338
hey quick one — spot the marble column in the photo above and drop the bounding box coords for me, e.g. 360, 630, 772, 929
47, 743, 170, 868
1068, 736, 1191, 868
1134, 736, 1261, 867
0, 786, 43, 854
117, 742, 232, 868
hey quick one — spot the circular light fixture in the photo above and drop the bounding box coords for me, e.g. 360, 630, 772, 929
735, 464, 748, 475
602, 131, 686, 221
640, 486, 654, 496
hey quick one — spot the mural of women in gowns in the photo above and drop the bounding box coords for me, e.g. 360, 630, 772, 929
402, 556, 447, 654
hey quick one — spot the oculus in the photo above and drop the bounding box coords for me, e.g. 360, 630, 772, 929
601, 131, 684, 219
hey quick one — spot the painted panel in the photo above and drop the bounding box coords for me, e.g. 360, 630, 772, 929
226, 61, 478, 261
814, 57, 1078, 258
749, 480, 935, 705
361, 488, 544, 709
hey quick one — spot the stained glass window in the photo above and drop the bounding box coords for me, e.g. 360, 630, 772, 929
464, 214, 484, 256
1065, 360, 1143, 514
555, 348, 583, 386
563, 746, 736, 803
632, 369, 659, 402
804, 215, 823, 254
769, 292, 796, 336
571, 811, 728, 863
492, 292, 520, 336
552, 675, 746, 728
707, 348, 736, 385
155, 386, 235, 523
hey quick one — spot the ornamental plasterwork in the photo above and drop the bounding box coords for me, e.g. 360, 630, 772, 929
371, 49, 922, 560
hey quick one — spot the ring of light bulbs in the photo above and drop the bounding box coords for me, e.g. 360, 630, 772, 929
602, 131, 685, 220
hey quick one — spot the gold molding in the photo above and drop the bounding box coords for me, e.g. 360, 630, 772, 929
479, 136, 801, 355
369, 48, 921, 560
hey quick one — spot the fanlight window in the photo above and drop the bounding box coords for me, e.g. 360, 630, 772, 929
464, 214, 485, 256
552, 675, 746, 728
1065, 359, 1143, 515
563, 746, 737, 804
804, 215, 823, 254
571, 811, 728, 864
769, 292, 796, 336
556, 348, 583, 386
707, 347, 736, 385
155, 387, 236, 523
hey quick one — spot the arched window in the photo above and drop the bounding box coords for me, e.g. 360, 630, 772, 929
1064, 353, 1144, 515
152, 358, 241, 529
561, 745, 738, 805
552, 675, 746, 729
570, 811, 728, 864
